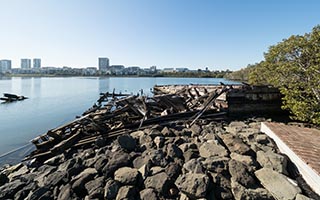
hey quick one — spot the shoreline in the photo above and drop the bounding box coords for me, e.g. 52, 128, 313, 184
0, 84, 318, 199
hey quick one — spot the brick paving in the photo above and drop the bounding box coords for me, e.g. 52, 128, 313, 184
263, 122, 320, 176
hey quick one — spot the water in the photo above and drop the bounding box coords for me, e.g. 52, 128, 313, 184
0, 76, 238, 165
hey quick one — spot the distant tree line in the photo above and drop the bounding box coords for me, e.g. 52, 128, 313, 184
225, 25, 320, 125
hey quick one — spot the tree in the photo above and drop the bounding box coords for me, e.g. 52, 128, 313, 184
249, 25, 320, 124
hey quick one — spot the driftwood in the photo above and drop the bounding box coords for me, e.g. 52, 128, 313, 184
25, 85, 231, 162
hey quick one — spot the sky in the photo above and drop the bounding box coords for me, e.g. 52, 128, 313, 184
0, 0, 320, 70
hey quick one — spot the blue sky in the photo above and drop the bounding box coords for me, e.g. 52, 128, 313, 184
0, 0, 320, 70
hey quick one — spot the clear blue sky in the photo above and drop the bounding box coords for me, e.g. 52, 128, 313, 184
1, 0, 320, 70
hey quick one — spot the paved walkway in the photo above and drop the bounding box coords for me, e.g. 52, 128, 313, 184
261, 122, 320, 195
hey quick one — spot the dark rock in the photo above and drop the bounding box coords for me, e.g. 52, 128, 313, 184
117, 134, 136, 152
104, 179, 120, 199
255, 134, 270, 144
161, 127, 175, 137
0, 179, 26, 199
183, 158, 204, 174
165, 163, 181, 180
0, 172, 8, 186
199, 140, 228, 158
44, 170, 68, 187
166, 143, 183, 159
202, 156, 229, 173
95, 136, 107, 148
228, 159, 256, 188
44, 154, 65, 166
148, 128, 162, 139
211, 173, 233, 200
85, 176, 105, 199
230, 152, 257, 172
256, 150, 288, 175
133, 154, 151, 169
140, 188, 158, 200
144, 172, 172, 196
114, 167, 141, 185
71, 168, 98, 197
183, 149, 199, 162
149, 149, 168, 167
220, 134, 253, 156
116, 185, 139, 200
67, 162, 85, 179
58, 184, 72, 200
175, 173, 210, 199
103, 151, 131, 175
94, 155, 108, 173
190, 124, 202, 136
27, 187, 50, 200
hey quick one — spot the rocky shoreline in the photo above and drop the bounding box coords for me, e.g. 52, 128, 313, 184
0, 117, 318, 200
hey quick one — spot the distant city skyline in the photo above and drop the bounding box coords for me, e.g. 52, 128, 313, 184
1, 1, 320, 70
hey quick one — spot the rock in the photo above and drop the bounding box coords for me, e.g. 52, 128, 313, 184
225, 121, 247, 134
154, 136, 165, 149
149, 129, 162, 139
130, 130, 145, 140
140, 188, 158, 200
230, 152, 256, 172
179, 142, 197, 153
295, 194, 313, 200
94, 155, 108, 173
166, 143, 183, 158
255, 168, 301, 200
117, 134, 136, 152
183, 158, 204, 174
211, 173, 233, 199
220, 134, 253, 156
190, 124, 202, 136
27, 187, 50, 200
72, 168, 98, 197
116, 185, 139, 200
104, 179, 120, 199
175, 173, 210, 199
165, 163, 181, 180
95, 136, 106, 148
43, 154, 65, 166
144, 172, 172, 196
199, 140, 228, 158
114, 167, 141, 185
139, 164, 150, 180
161, 127, 175, 137
44, 170, 68, 187
183, 149, 199, 162
149, 149, 168, 167
257, 150, 288, 175
228, 159, 256, 188
255, 134, 269, 144
103, 151, 131, 175
7, 165, 29, 181
0, 172, 8, 186
133, 154, 151, 169
202, 156, 229, 173
231, 179, 273, 200
150, 166, 165, 175
0, 179, 26, 199
58, 184, 72, 200
85, 176, 105, 199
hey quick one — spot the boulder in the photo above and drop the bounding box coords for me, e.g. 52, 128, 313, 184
295, 194, 313, 200
255, 134, 270, 144
220, 134, 253, 156
183, 149, 199, 162
133, 154, 151, 169
103, 151, 131, 175
149, 149, 168, 167
0, 179, 26, 199
161, 127, 175, 137
130, 130, 145, 140
230, 152, 256, 172
104, 179, 120, 199
211, 173, 233, 199
117, 134, 136, 152
43, 154, 65, 166
256, 150, 288, 175
85, 176, 105, 199
144, 172, 172, 196
166, 143, 183, 158
225, 121, 247, 134
199, 140, 228, 158
71, 168, 98, 196
183, 158, 204, 174
116, 185, 139, 200
255, 168, 301, 200
190, 124, 202, 136
228, 159, 256, 188
114, 167, 141, 185
57, 184, 72, 200
202, 156, 229, 173
7, 165, 29, 181
0, 172, 8, 186
175, 173, 210, 199
140, 188, 159, 200
165, 163, 181, 180
154, 136, 165, 149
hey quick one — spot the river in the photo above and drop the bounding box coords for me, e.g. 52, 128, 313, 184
0, 76, 238, 165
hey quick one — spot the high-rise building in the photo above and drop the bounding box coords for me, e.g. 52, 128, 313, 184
98, 57, 109, 72
21, 59, 31, 69
0, 60, 12, 72
33, 58, 41, 68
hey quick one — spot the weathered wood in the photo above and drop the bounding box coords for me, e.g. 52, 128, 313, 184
50, 129, 82, 155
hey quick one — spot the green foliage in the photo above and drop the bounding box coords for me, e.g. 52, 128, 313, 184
249, 25, 320, 124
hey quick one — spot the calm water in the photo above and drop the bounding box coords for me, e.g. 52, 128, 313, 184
0, 77, 238, 165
